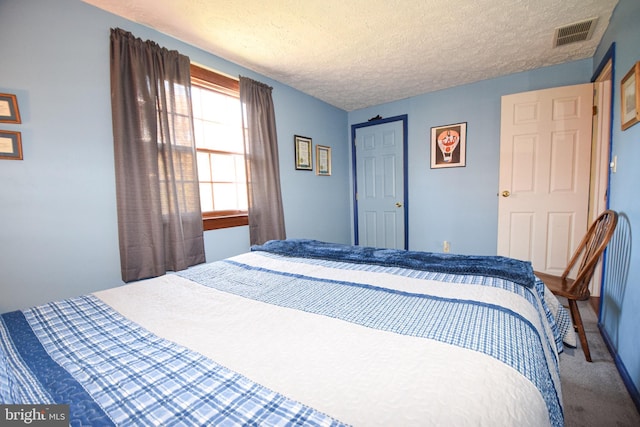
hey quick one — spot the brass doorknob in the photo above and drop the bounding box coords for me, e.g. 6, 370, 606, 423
395, 202, 403, 207
502, 190, 511, 197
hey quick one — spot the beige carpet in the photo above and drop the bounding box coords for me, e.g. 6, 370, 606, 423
559, 299, 640, 427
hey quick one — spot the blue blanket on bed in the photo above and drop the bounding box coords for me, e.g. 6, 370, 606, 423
252, 239, 536, 288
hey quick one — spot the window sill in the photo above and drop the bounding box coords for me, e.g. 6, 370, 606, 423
203, 214, 249, 231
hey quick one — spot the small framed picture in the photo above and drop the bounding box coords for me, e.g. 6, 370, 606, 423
0, 93, 21, 124
621, 61, 640, 131
0, 130, 23, 160
294, 135, 313, 170
316, 145, 331, 176
430, 122, 467, 168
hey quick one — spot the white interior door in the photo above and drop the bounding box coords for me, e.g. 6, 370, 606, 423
497, 83, 593, 275
355, 119, 405, 249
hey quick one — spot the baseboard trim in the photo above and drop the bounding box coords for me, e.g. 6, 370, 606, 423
599, 322, 640, 414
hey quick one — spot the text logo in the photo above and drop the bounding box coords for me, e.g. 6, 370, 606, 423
1, 405, 69, 426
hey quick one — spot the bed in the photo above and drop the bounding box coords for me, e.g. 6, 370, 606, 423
1, 239, 571, 426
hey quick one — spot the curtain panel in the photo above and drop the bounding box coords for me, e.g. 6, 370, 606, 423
110, 28, 205, 282
239, 77, 286, 245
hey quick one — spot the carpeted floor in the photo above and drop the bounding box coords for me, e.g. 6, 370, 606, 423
559, 299, 640, 427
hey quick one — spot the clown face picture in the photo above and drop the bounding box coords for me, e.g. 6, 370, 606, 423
430, 122, 467, 168
437, 129, 460, 162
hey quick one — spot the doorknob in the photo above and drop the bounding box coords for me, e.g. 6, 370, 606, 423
502, 190, 511, 197
395, 202, 403, 207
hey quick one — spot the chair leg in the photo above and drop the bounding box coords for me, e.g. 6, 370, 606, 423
568, 299, 592, 362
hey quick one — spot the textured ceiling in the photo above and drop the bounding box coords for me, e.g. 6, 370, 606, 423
83, 0, 618, 111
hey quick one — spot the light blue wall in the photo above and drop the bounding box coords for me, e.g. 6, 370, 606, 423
0, 0, 350, 313
2, 1, 638, 402
593, 0, 640, 402
348, 60, 593, 255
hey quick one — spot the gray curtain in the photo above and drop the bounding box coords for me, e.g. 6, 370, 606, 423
239, 77, 286, 245
110, 28, 205, 282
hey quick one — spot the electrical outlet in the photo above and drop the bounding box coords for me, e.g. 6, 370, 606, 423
443, 241, 450, 253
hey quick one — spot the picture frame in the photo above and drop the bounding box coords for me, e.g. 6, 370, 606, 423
294, 135, 313, 170
0, 93, 21, 124
621, 61, 640, 131
430, 122, 467, 168
0, 130, 23, 160
315, 145, 332, 176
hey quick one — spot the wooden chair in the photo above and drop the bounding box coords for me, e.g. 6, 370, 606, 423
535, 210, 618, 362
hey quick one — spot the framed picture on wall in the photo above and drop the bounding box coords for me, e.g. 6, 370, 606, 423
621, 61, 640, 131
0, 130, 23, 160
430, 122, 466, 168
294, 135, 313, 170
0, 93, 21, 124
315, 145, 331, 176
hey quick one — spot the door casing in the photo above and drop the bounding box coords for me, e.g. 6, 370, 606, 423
590, 43, 615, 304
497, 43, 614, 293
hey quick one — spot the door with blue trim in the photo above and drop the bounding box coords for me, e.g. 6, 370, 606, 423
355, 120, 405, 249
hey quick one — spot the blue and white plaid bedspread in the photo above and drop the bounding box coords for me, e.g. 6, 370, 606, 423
0, 297, 345, 426
1, 240, 566, 426
179, 256, 563, 427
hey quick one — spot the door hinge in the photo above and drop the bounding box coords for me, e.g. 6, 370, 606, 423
593, 105, 598, 116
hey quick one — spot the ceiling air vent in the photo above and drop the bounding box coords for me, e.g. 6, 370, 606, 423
553, 17, 598, 47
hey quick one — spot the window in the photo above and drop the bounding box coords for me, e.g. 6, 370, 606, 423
190, 64, 248, 230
